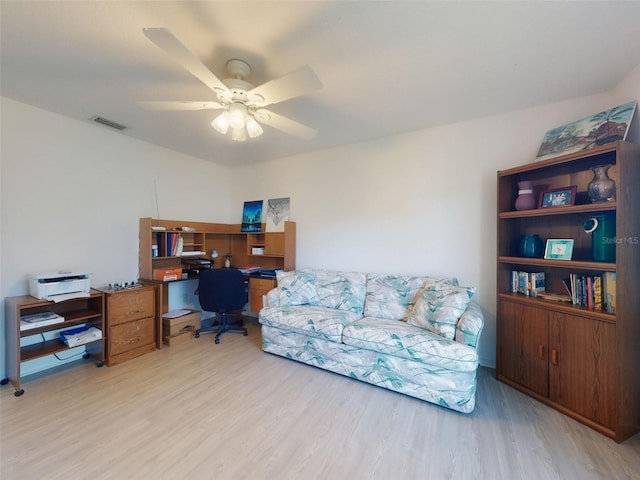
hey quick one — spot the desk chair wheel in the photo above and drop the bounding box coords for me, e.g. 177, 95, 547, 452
244, 331, 248, 336
215, 338, 220, 344
195, 332, 200, 338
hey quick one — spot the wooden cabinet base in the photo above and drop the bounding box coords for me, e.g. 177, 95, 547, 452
106, 343, 156, 366
497, 374, 617, 441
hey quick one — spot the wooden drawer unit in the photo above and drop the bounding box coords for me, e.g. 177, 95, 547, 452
249, 276, 276, 313
108, 288, 155, 326
105, 286, 156, 366
109, 317, 155, 357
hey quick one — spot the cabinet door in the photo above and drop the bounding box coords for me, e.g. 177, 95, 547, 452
498, 300, 549, 397
549, 313, 617, 429
264, 233, 285, 256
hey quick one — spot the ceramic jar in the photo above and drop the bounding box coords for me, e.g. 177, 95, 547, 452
515, 181, 536, 211
587, 164, 616, 203
518, 234, 543, 258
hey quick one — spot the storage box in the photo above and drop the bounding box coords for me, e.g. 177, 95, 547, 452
153, 267, 182, 281
251, 247, 265, 255
163, 331, 194, 346
162, 310, 201, 345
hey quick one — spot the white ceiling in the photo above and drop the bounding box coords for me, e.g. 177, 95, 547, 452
2, 1, 640, 167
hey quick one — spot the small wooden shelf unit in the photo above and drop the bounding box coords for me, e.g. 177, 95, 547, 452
496, 141, 640, 443
3, 290, 106, 396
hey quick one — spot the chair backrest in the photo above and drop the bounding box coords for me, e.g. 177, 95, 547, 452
198, 268, 248, 314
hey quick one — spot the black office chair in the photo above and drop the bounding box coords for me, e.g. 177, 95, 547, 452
195, 268, 248, 344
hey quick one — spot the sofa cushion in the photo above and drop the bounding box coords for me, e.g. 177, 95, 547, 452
314, 269, 367, 314
363, 275, 458, 321
342, 317, 478, 372
276, 270, 319, 306
259, 305, 361, 343
407, 280, 476, 340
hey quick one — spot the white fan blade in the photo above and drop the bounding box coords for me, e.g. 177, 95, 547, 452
143, 28, 230, 96
138, 101, 225, 111
255, 109, 317, 140
248, 65, 322, 107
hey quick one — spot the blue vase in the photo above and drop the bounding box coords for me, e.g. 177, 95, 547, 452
518, 234, 543, 258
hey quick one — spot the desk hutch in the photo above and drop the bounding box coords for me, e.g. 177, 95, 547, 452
138, 217, 295, 322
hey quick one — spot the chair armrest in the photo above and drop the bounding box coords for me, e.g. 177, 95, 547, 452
264, 288, 280, 308
455, 301, 484, 349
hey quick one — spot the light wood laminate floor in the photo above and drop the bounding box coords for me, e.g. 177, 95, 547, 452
2, 320, 639, 479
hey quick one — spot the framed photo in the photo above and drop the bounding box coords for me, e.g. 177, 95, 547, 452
241, 200, 263, 233
544, 239, 574, 260
538, 186, 577, 208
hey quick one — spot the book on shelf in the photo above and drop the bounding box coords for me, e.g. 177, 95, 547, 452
603, 271, 617, 313
566, 273, 606, 311
173, 236, 184, 256
593, 275, 602, 311
20, 312, 65, 331
510, 271, 545, 297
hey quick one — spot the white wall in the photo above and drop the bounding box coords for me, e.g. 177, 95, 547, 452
2, 63, 637, 377
0, 97, 232, 375
230, 91, 629, 366
612, 63, 640, 143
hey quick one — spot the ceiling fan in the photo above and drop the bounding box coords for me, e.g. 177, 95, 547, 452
140, 28, 323, 142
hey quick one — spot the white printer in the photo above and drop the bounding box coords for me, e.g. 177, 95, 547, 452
29, 271, 91, 300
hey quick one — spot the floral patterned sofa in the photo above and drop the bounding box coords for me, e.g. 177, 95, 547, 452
259, 269, 483, 413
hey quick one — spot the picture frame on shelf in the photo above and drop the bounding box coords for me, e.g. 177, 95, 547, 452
538, 185, 577, 208
265, 197, 290, 232
241, 200, 263, 233
544, 239, 574, 260
535, 100, 637, 161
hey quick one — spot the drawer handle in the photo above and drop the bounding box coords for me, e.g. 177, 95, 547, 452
126, 309, 142, 316
551, 349, 558, 366
538, 344, 544, 360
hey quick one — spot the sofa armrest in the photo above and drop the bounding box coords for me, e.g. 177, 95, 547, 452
264, 287, 280, 308
455, 301, 484, 349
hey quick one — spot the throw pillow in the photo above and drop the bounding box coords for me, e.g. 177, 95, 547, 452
315, 269, 367, 314
277, 270, 319, 306
363, 274, 432, 321
407, 280, 476, 340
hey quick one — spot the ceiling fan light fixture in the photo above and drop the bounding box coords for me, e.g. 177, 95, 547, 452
228, 103, 247, 129
231, 126, 247, 142
211, 111, 230, 134
245, 116, 264, 138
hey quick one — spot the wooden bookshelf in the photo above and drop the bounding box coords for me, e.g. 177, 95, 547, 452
496, 141, 640, 443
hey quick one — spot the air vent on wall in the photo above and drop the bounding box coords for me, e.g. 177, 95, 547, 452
90, 116, 127, 130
